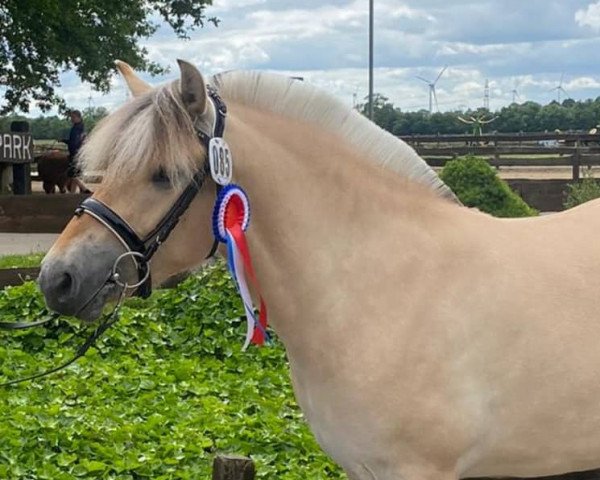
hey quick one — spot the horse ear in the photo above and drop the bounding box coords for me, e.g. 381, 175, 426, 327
177, 59, 208, 117
115, 60, 152, 97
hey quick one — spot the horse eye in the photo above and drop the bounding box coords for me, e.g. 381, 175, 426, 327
151, 168, 171, 186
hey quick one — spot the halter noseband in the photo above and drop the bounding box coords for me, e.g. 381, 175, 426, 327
74, 85, 227, 298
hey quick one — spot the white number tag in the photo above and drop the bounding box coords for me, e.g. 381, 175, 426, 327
209, 137, 233, 186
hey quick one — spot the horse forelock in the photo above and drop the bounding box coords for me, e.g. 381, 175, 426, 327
78, 81, 204, 188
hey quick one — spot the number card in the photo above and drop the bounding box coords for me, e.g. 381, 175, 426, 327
209, 137, 233, 186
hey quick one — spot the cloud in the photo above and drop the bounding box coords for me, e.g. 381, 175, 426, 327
566, 76, 600, 89
211, 0, 267, 12
575, 1, 600, 29
22, 1, 600, 116
247, 2, 366, 37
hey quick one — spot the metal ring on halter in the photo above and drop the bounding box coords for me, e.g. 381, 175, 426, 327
111, 251, 150, 289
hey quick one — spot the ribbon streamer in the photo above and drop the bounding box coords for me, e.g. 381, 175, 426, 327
213, 185, 268, 349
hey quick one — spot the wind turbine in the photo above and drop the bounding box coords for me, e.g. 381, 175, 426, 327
416, 65, 447, 114
352, 86, 359, 110
549, 73, 568, 103
511, 80, 521, 104
483, 79, 490, 110
87, 91, 94, 111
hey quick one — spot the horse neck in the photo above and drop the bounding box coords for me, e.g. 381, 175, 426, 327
225, 103, 448, 345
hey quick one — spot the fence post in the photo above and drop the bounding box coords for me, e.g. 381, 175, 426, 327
0, 164, 12, 194
212, 455, 255, 480
10, 121, 32, 195
572, 140, 581, 181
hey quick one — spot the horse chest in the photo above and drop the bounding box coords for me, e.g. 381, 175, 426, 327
287, 359, 390, 477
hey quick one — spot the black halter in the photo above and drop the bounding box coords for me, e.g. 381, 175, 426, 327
75, 86, 227, 298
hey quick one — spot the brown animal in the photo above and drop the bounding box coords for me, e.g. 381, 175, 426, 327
36, 150, 69, 193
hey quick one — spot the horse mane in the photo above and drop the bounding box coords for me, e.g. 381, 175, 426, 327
80, 70, 457, 202
211, 71, 458, 202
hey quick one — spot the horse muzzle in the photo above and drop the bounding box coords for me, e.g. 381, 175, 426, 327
38, 244, 136, 321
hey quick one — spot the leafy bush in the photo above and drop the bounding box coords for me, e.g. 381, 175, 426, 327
440, 156, 538, 217
564, 170, 600, 209
0, 263, 344, 479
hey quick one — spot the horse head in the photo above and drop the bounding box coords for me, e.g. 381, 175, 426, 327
39, 60, 220, 320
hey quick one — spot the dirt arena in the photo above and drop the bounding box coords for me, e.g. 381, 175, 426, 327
496, 166, 587, 180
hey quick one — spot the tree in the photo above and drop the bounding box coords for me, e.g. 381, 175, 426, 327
359, 94, 398, 132
82, 106, 109, 132
362, 96, 600, 135
30, 115, 70, 140
0, 0, 218, 114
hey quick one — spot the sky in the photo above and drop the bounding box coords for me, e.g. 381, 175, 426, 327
46, 0, 600, 115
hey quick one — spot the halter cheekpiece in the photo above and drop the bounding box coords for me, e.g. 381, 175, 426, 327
74, 85, 227, 298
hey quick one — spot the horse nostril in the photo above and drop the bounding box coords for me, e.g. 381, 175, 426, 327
57, 272, 74, 296
39, 264, 80, 306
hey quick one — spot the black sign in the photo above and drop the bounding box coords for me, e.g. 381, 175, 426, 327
0, 132, 34, 163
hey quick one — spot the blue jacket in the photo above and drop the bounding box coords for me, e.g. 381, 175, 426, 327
66, 122, 85, 157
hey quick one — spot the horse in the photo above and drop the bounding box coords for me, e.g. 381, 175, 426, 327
38, 59, 600, 480
36, 149, 69, 193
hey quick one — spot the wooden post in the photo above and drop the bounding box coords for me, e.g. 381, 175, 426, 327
212, 455, 255, 480
493, 141, 500, 170
10, 121, 31, 195
0, 164, 12, 194
13, 163, 31, 195
572, 141, 581, 181
12, 164, 31, 195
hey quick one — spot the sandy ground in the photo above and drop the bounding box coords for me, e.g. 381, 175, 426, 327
429, 166, 593, 180
0, 233, 57, 255
497, 166, 581, 180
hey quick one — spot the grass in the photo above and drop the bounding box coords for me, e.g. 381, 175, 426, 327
0, 252, 45, 269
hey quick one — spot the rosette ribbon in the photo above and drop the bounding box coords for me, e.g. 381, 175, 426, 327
212, 184, 269, 349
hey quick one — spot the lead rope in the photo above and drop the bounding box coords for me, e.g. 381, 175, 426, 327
0, 250, 151, 387
0, 286, 127, 387
0, 316, 58, 330
0, 250, 148, 387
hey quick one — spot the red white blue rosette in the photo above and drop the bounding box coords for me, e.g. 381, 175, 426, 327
212, 184, 250, 243
212, 184, 268, 349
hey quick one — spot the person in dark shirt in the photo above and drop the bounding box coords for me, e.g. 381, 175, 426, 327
62, 110, 91, 193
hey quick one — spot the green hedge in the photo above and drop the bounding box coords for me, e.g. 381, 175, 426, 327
440, 156, 537, 217
564, 172, 600, 209
0, 263, 344, 479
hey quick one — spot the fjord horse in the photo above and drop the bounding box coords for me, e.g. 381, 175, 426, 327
39, 60, 600, 480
